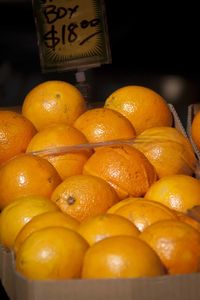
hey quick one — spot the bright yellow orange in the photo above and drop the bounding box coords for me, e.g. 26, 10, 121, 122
51, 174, 120, 222
77, 213, 139, 246
14, 211, 79, 254
26, 123, 91, 180
107, 197, 144, 213
22, 81, 86, 131
74, 107, 136, 143
104, 85, 173, 134
140, 220, 200, 274
113, 198, 177, 232
145, 174, 200, 213
191, 110, 200, 150
16, 227, 89, 279
0, 154, 61, 210
83, 145, 157, 199
82, 235, 165, 278
133, 127, 197, 178
0, 195, 59, 249
0, 110, 37, 165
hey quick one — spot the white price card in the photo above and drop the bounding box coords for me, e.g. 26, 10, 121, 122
32, 0, 112, 72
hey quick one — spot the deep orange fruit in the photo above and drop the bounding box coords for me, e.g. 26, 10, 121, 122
0, 110, 37, 165
51, 174, 120, 222
82, 236, 165, 278
22, 80, 86, 131
0, 154, 61, 209
83, 145, 157, 199
140, 220, 200, 274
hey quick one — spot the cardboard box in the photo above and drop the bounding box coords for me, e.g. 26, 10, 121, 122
0, 247, 15, 300
1, 104, 200, 300
13, 271, 200, 300
2, 246, 200, 300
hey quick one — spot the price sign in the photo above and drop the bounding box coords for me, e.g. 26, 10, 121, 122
32, 0, 112, 72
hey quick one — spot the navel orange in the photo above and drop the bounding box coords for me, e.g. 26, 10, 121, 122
107, 197, 144, 213
104, 85, 173, 134
0, 154, 61, 209
26, 123, 91, 180
51, 174, 120, 222
140, 220, 200, 274
16, 227, 89, 279
145, 174, 200, 212
77, 213, 139, 245
22, 80, 86, 131
83, 145, 157, 199
14, 211, 79, 254
74, 107, 136, 143
0, 110, 37, 165
82, 236, 165, 278
0, 195, 59, 249
176, 211, 200, 232
133, 127, 197, 178
113, 198, 177, 232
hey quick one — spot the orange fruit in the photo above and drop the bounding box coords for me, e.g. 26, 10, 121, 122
133, 127, 197, 178
191, 110, 200, 150
22, 80, 86, 131
0, 195, 59, 249
14, 211, 79, 254
16, 227, 89, 279
51, 174, 120, 222
83, 145, 157, 199
0, 110, 37, 165
82, 236, 165, 278
145, 174, 200, 213
107, 197, 144, 213
140, 220, 200, 274
0, 154, 61, 210
176, 211, 200, 232
77, 213, 139, 245
104, 85, 173, 134
113, 198, 177, 232
74, 107, 136, 143
26, 123, 92, 180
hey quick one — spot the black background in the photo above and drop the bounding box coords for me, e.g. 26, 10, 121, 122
0, 1, 200, 128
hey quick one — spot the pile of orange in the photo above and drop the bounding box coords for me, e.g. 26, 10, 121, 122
0, 80, 200, 281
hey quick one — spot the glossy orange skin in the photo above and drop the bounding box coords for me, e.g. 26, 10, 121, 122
0, 154, 61, 209
176, 211, 200, 232
14, 211, 79, 254
82, 236, 165, 278
0, 195, 59, 249
145, 174, 200, 213
107, 197, 144, 213
113, 198, 177, 232
105, 85, 173, 134
22, 81, 87, 131
74, 107, 136, 143
0, 110, 37, 165
191, 110, 200, 150
140, 220, 200, 274
26, 123, 92, 180
16, 227, 89, 279
77, 213, 139, 246
51, 174, 120, 222
83, 145, 157, 199
133, 127, 197, 178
